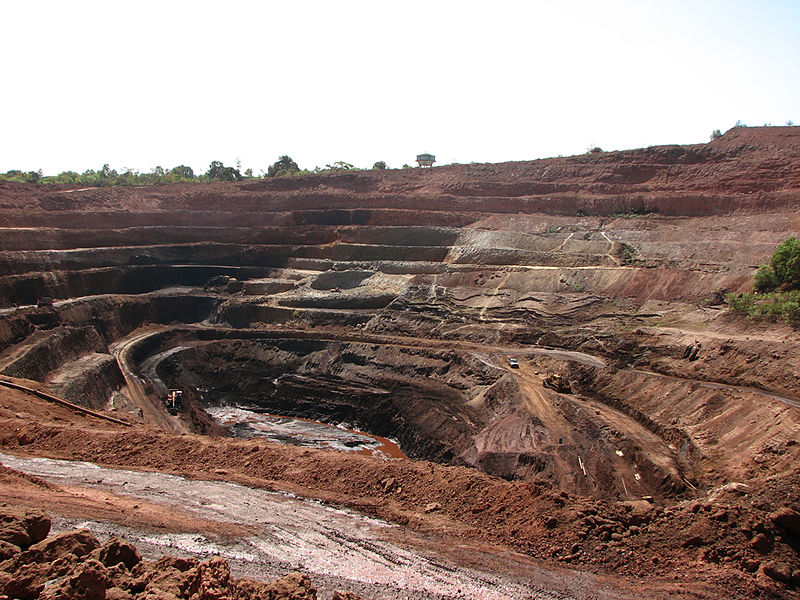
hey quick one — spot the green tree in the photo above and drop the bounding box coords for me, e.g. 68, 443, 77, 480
325, 161, 355, 171
52, 171, 79, 184
753, 237, 800, 292
372, 161, 387, 170
770, 237, 800, 290
710, 129, 722, 140
117, 170, 139, 186
206, 161, 241, 182
267, 155, 300, 178
170, 165, 195, 180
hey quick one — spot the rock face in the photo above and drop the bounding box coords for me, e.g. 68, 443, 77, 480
0, 510, 350, 600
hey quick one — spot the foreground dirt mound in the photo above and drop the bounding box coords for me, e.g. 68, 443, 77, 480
0, 507, 356, 600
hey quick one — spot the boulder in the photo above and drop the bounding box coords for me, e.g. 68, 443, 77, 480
152, 555, 199, 573
0, 507, 50, 547
770, 507, 800, 536
262, 572, 317, 600
0, 521, 30, 547
749, 532, 772, 554
681, 518, 714, 548
184, 556, 232, 600
39, 559, 110, 600
31, 529, 101, 562
96, 537, 141, 570
762, 561, 792, 584
741, 558, 760, 573
0, 539, 20, 561
0, 562, 49, 599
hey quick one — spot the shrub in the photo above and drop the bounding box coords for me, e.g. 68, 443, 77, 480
324, 161, 356, 171
753, 264, 778, 293
726, 292, 755, 314
770, 236, 800, 290
753, 237, 800, 292
726, 238, 800, 325
372, 161, 387, 170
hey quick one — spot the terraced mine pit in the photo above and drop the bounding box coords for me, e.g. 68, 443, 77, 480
1, 126, 800, 599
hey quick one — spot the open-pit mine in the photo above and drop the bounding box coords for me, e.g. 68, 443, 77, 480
1, 126, 799, 599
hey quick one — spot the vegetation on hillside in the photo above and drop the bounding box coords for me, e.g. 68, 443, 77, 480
727, 237, 800, 325
0, 155, 394, 188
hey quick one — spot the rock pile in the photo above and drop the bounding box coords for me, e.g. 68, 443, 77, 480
0, 507, 363, 600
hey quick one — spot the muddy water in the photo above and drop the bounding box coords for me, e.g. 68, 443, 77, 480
206, 406, 406, 459
0, 452, 621, 600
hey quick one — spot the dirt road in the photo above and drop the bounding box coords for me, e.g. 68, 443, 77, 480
110, 329, 189, 433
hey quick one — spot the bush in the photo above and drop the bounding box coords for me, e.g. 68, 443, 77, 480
710, 129, 722, 140
753, 237, 800, 292
753, 264, 778, 292
324, 161, 356, 171
372, 161, 387, 170
726, 237, 800, 325
770, 236, 800, 290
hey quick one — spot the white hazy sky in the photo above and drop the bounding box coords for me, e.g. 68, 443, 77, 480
2, 0, 798, 175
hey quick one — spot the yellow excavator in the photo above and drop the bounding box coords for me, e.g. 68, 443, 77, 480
542, 373, 571, 393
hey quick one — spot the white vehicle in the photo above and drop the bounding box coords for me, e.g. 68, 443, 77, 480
507, 357, 519, 368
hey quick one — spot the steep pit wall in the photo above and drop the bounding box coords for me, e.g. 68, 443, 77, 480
158, 337, 488, 464
0, 294, 218, 408
111, 327, 691, 501
570, 365, 800, 486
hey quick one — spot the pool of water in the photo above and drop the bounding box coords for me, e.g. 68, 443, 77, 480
206, 406, 406, 459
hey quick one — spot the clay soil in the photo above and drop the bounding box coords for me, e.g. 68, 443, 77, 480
1, 126, 800, 599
